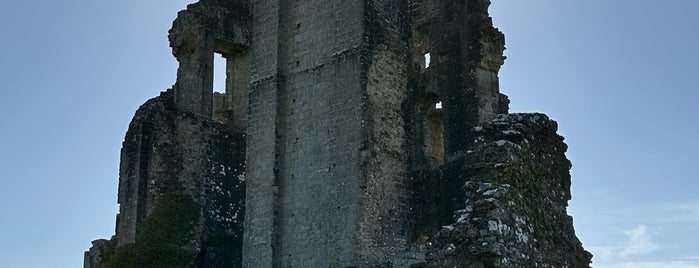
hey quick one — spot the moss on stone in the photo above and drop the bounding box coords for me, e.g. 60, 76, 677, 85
496, 150, 544, 205
111, 193, 199, 268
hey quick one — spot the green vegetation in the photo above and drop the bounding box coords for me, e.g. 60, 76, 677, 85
111, 193, 199, 268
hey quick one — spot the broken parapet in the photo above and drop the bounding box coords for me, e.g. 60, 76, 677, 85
422, 113, 592, 267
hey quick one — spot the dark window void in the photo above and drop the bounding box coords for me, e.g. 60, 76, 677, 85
423, 96, 444, 167
213, 53, 227, 93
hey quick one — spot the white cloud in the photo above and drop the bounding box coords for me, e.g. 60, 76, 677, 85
582, 202, 699, 267
619, 225, 657, 257
587, 224, 658, 263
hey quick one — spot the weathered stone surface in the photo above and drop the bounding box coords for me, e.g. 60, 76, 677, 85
86, 0, 591, 267
421, 114, 592, 267
86, 89, 246, 267
83, 238, 115, 268
168, 0, 250, 119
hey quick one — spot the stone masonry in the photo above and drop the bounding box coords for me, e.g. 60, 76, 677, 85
85, 0, 591, 267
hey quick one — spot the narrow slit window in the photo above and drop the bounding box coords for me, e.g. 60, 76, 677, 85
424, 53, 431, 69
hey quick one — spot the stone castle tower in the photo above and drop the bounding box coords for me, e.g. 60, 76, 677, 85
85, 0, 592, 267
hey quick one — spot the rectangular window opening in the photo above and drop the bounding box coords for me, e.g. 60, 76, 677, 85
424, 98, 444, 167
213, 53, 227, 93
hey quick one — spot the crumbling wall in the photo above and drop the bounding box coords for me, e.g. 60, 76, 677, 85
421, 113, 592, 267
83, 239, 115, 268
85, 89, 247, 267
410, 0, 506, 157
405, 0, 510, 240
86, 1, 251, 266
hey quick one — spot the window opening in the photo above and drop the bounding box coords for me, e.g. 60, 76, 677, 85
424, 53, 431, 69
424, 98, 444, 167
213, 53, 227, 93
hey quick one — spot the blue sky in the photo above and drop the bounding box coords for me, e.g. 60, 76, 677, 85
490, 1, 699, 267
0, 1, 696, 267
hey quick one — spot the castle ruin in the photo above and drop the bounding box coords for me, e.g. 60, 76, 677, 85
85, 0, 592, 267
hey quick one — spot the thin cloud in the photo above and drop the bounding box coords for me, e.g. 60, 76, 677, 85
587, 225, 658, 264
619, 225, 657, 257
664, 202, 699, 226
584, 202, 699, 265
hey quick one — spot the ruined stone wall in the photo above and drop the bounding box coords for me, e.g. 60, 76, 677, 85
115, 90, 210, 247
83, 239, 115, 268
85, 89, 247, 267
86, 0, 592, 267
86, 2, 254, 264
405, 0, 509, 236
421, 114, 592, 267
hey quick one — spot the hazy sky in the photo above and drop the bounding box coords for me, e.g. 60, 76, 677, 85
0, 1, 697, 267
